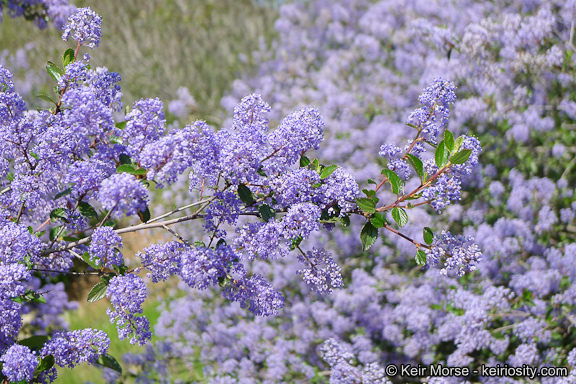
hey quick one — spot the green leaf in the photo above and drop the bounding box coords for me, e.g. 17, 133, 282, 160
381, 169, 402, 194
423, 227, 434, 245
435, 140, 450, 167
444, 130, 454, 152
50, 207, 67, 221
95, 353, 123, 374
362, 189, 376, 198
237, 184, 255, 206
103, 220, 115, 227
415, 250, 427, 266
258, 204, 276, 222
137, 205, 150, 223
62, 48, 75, 68
116, 164, 136, 174
78, 201, 98, 218
290, 236, 303, 251
46, 62, 63, 83
312, 158, 320, 172
256, 166, 267, 177
119, 154, 132, 165
355, 197, 376, 214
115, 121, 126, 130
299, 156, 310, 168
19, 335, 49, 351
320, 165, 338, 179
405, 123, 420, 130
49, 226, 61, 242
340, 216, 350, 227
454, 136, 464, 152
55, 187, 72, 199
37, 355, 55, 373
370, 212, 386, 228
11, 291, 47, 304
87, 282, 108, 303
109, 135, 123, 145
7, 172, 14, 182
36, 93, 57, 105
82, 252, 99, 269
360, 222, 378, 251
450, 149, 472, 165
133, 168, 147, 176
391, 207, 408, 227
367, 179, 377, 185
405, 154, 424, 179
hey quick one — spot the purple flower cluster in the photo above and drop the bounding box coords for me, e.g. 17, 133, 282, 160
0, 344, 38, 382
106, 274, 151, 346
179, 244, 242, 290
122, 98, 166, 156
61, 7, 102, 48
40, 328, 110, 369
89, 226, 124, 268
98, 173, 149, 218
426, 231, 482, 276
137, 241, 185, 283
297, 248, 343, 295
222, 273, 285, 316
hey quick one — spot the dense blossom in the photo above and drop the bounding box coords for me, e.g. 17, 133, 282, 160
222, 273, 285, 316
0, 344, 38, 382
3, 1, 576, 383
297, 248, 343, 295
179, 244, 242, 290
281, 203, 321, 240
137, 241, 185, 283
89, 226, 124, 268
116, 0, 576, 382
40, 328, 110, 369
106, 274, 151, 346
122, 98, 166, 156
97, 173, 149, 218
61, 7, 102, 48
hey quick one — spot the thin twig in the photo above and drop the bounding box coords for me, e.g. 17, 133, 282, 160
161, 224, 192, 246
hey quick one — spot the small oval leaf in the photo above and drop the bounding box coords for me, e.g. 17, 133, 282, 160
87, 282, 108, 303
444, 130, 454, 152
355, 197, 376, 214
237, 184, 255, 206
360, 222, 378, 251
415, 249, 427, 266
370, 212, 386, 228
391, 207, 408, 227
320, 165, 338, 179
450, 149, 472, 165
381, 169, 402, 194
423, 227, 434, 245
435, 141, 450, 167
258, 204, 276, 222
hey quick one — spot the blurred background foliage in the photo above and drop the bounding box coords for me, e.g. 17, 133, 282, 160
0, 0, 278, 123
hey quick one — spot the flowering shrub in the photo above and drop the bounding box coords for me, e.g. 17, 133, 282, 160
0, 4, 484, 383
113, 0, 576, 383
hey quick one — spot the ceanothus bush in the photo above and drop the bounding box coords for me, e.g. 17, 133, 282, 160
0, 5, 481, 383
114, 0, 576, 383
